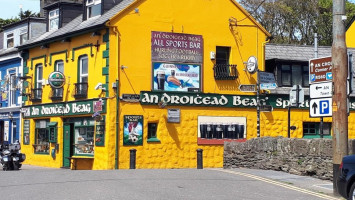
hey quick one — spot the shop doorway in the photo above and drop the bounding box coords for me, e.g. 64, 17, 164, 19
63, 123, 74, 168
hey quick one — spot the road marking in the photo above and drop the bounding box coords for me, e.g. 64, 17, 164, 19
210, 169, 340, 200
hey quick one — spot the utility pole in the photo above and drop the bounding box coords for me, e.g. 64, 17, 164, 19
332, 0, 348, 195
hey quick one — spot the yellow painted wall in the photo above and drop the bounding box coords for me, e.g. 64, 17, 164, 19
107, 0, 271, 169
347, 20, 355, 47
21, 29, 118, 169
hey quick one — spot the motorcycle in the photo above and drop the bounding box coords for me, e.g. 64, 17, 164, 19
0, 141, 26, 171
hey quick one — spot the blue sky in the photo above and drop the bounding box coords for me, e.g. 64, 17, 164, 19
0, 0, 40, 19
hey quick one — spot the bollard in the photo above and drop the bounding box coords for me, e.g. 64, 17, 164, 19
197, 149, 203, 169
129, 149, 137, 169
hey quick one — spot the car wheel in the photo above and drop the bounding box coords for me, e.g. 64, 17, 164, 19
349, 182, 355, 200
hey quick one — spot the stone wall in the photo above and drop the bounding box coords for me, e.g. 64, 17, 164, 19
224, 137, 355, 181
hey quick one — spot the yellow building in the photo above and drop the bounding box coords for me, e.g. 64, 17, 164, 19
20, 0, 348, 170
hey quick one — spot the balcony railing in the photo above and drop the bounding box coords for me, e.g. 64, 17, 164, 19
74, 82, 88, 99
31, 88, 42, 102
213, 64, 237, 80
50, 87, 63, 100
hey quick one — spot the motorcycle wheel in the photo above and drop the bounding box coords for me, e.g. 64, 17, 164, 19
13, 161, 18, 170
3, 165, 7, 171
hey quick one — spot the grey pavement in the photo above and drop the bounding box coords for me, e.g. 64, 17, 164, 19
0, 165, 343, 200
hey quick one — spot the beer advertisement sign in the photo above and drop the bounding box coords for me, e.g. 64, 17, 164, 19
153, 62, 200, 92
123, 115, 143, 146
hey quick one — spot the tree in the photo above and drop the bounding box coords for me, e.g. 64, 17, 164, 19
239, 0, 355, 45
19, 9, 40, 20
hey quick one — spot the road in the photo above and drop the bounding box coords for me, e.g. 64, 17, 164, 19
0, 165, 341, 200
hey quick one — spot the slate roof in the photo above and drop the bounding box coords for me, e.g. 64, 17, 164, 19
266, 43, 355, 61
20, 0, 135, 49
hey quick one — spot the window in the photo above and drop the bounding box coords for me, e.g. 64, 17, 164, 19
216, 46, 230, 65
49, 9, 59, 31
55, 60, 64, 73
74, 119, 95, 156
6, 33, 14, 48
147, 123, 160, 142
87, 0, 101, 19
34, 120, 50, 154
303, 122, 332, 139
79, 56, 88, 83
278, 63, 309, 87
19, 29, 28, 45
36, 64, 43, 88
33, 64, 43, 101
9, 72, 17, 106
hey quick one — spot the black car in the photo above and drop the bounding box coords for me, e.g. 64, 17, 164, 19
337, 155, 355, 200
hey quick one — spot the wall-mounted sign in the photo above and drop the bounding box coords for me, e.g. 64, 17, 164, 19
259, 71, 276, 84
23, 120, 30, 145
22, 99, 106, 118
93, 100, 103, 112
123, 115, 143, 146
153, 62, 200, 92
167, 109, 180, 123
239, 84, 256, 92
121, 94, 140, 102
151, 31, 203, 64
48, 71, 65, 88
309, 56, 332, 84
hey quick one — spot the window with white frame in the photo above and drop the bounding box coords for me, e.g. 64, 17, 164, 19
79, 56, 88, 83
6, 33, 14, 48
36, 64, 43, 88
8, 71, 17, 106
87, 0, 101, 19
55, 60, 64, 73
49, 9, 59, 31
19, 29, 28, 45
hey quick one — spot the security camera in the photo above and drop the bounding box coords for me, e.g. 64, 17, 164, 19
95, 83, 102, 90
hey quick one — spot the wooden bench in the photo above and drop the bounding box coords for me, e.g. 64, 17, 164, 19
66, 157, 94, 170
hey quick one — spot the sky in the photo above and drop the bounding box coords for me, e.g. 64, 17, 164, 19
0, 0, 40, 19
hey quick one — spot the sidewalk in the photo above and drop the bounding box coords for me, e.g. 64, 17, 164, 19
223, 168, 338, 198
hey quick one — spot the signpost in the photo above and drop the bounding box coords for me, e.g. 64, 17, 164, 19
309, 56, 332, 84
288, 85, 304, 137
310, 82, 332, 99
310, 98, 333, 117
259, 71, 276, 84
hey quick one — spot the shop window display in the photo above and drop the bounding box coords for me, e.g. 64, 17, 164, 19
74, 120, 94, 156
34, 120, 49, 154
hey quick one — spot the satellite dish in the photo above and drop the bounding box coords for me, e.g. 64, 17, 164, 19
247, 56, 258, 74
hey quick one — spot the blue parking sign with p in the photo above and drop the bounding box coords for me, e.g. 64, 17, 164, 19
320, 100, 330, 114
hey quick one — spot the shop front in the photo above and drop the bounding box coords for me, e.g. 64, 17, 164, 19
21, 99, 107, 169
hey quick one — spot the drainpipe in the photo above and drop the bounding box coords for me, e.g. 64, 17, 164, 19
111, 26, 120, 170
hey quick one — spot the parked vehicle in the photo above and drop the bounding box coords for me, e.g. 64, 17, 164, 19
0, 141, 26, 171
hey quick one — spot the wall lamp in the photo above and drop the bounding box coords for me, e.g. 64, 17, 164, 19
121, 65, 128, 70
91, 31, 101, 37
40, 44, 49, 49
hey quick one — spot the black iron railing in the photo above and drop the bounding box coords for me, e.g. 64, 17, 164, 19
213, 64, 237, 80
50, 87, 63, 100
31, 88, 42, 102
74, 82, 88, 98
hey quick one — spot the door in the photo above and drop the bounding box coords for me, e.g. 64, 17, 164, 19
63, 123, 72, 168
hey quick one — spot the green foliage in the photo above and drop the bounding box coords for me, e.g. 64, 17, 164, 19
239, 0, 355, 46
